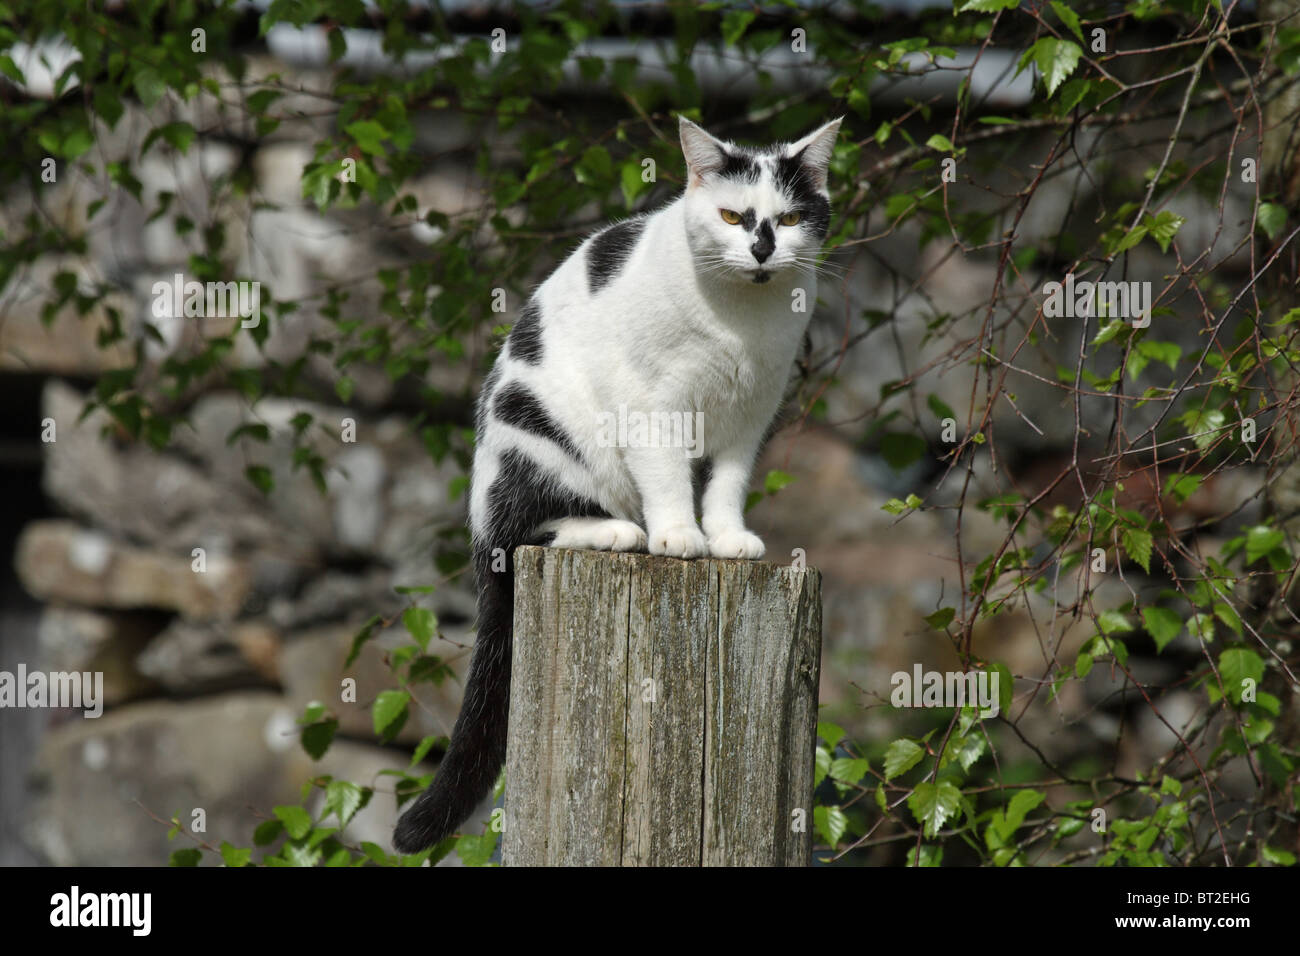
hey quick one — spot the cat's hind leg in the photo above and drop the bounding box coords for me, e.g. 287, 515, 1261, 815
540, 516, 647, 552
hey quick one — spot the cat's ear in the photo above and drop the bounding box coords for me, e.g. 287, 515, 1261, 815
679, 117, 729, 187
786, 117, 842, 192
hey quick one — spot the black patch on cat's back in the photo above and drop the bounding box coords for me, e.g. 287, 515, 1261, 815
475, 360, 502, 435
586, 217, 645, 294
508, 299, 544, 364
774, 153, 832, 239
480, 448, 610, 565
493, 381, 584, 462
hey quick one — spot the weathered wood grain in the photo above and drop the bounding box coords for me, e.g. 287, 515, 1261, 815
502, 546, 822, 867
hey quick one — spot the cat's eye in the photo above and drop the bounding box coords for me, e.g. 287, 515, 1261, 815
719, 209, 742, 225
778, 211, 802, 227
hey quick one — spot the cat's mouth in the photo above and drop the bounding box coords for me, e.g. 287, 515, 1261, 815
750, 269, 772, 284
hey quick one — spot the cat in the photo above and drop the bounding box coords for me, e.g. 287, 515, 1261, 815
392, 115, 841, 854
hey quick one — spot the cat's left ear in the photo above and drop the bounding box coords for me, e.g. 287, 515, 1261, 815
786, 117, 843, 192
679, 117, 729, 187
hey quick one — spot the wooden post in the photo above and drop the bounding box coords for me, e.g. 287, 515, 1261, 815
501, 545, 822, 866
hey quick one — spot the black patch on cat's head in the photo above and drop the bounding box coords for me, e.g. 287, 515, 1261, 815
493, 381, 584, 463
774, 151, 832, 239
587, 217, 646, 294
740, 208, 757, 232
718, 149, 761, 183
508, 299, 543, 365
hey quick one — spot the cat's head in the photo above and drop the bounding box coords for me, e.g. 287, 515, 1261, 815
678, 116, 841, 286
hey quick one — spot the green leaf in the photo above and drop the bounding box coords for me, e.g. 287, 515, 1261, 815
926, 133, 955, 153
1188, 612, 1216, 642
1004, 789, 1045, 833
245, 464, 274, 495
943, 731, 986, 773
908, 781, 962, 838
1245, 525, 1285, 565
169, 848, 202, 867
273, 805, 313, 840
346, 120, 388, 156
814, 804, 848, 848
574, 145, 612, 185
373, 689, 411, 738
880, 432, 927, 470
325, 780, 370, 827
1262, 845, 1297, 866
1075, 651, 1094, 679
1049, 1, 1084, 42
1113, 223, 1149, 255
908, 844, 943, 866
220, 841, 252, 867
1142, 607, 1182, 652
927, 394, 956, 420
455, 829, 499, 867
1258, 202, 1287, 241
62, 127, 94, 159
990, 662, 1013, 715
1213, 602, 1243, 638
1163, 473, 1203, 505
360, 841, 392, 865
814, 745, 831, 788
134, 67, 167, 108
301, 717, 337, 760
299, 701, 326, 725
829, 757, 870, 786
1145, 211, 1185, 253
958, 0, 1019, 11
281, 842, 322, 867
1098, 610, 1133, 635
1025, 38, 1082, 99
721, 9, 757, 46
0, 55, 24, 85
409, 734, 441, 768
1121, 526, 1153, 574
818, 721, 845, 749
1218, 648, 1264, 705
884, 738, 924, 780
924, 607, 956, 630
253, 819, 283, 846
402, 606, 437, 651
621, 161, 648, 207
1092, 318, 1127, 347
764, 469, 795, 494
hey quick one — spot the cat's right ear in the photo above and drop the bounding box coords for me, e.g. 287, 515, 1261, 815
679, 117, 728, 188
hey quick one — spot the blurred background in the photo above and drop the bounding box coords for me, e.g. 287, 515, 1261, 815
0, 0, 1293, 866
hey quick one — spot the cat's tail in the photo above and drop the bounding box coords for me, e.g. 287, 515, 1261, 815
392, 548, 512, 854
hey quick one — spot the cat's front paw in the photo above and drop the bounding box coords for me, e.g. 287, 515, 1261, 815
649, 524, 710, 559
708, 529, 766, 560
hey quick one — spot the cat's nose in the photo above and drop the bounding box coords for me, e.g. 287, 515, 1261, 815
750, 221, 775, 263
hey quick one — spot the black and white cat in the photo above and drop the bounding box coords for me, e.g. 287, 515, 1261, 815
392, 115, 841, 853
